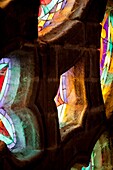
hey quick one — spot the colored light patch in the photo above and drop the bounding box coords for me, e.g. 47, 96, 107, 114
48, 13, 54, 20
54, 87, 64, 107
0, 58, 11, 107
101, 27, 106, 39
54, 73, 68, 126
0, 119, 11, 137
100, 13, 109, 73
40, 0, 52, 5
0, 66, 9, 102
0, 66, 8, 92
61, 74, 68, 103
100, 11, 113, 106
40, 0, 59, 17
100, 13, 110, 87
61, 0, 67, 9
41, 13, 49, 21
38, 20, 46, 27
44, 20, 51, 28
81, 152, 94, 170
38, 0, 67, 31
0, 109, 16, 148
57, 104, 67, 125
51, 5, 57, 13
55, 68, 76, 126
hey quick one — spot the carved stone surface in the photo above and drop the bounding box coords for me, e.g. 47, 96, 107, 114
0, 0, 39, 56
0, 0, 110, 170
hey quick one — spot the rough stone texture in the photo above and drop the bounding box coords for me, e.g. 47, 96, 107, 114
37, 0, 108, 169
0, 0, 111, 170
0, 0, 39, 56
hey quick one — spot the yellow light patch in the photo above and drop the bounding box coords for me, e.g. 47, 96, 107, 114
48, 13, 54, 20
109, 56, 113, 73
38, 20, 45, 27
110, 22, 113, 42
102, 85, 111, 102
101, 27, 106, 39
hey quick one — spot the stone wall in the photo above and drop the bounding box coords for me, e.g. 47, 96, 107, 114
0, 0, 111, 170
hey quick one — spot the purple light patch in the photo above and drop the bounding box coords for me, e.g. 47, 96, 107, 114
61, 0, 67, 9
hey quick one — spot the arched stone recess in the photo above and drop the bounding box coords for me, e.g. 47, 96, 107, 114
38, 0, 108, 156
0, 49, 44, 166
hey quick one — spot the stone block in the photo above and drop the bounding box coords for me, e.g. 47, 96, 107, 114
85, 22, 101, 48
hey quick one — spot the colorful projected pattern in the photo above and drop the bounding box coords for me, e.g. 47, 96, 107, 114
38, 0, 67, 31
54, 73, 67, 125
54, 67, 77, 127
100, 11, 113, 102
0, 109, 16, 149
0, 58, 11, 107
0, 58, 16, 149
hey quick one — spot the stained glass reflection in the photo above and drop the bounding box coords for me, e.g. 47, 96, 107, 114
0, 108, 16, 149
0, 58, 11, 107
38, 0, 67, 31
0, 58, 17, 149
100, 11, 113, 102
